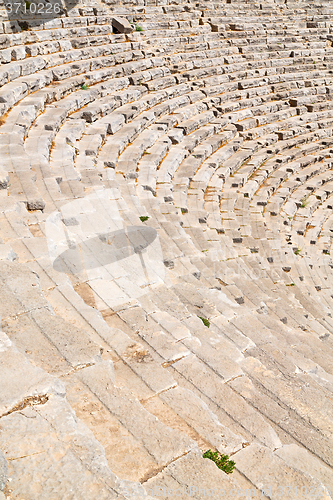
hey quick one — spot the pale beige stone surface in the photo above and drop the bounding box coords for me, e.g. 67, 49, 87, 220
1, 2, 333, 498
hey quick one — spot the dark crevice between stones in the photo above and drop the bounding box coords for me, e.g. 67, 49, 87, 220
0, 394, 49, 419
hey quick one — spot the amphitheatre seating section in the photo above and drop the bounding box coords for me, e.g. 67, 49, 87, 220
1, 0, 333, 498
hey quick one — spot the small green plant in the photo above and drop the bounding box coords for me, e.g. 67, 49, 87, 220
300, 196, 308, 208
286, 282, 295, 286
293, 247, 301, 255
139, 216, 149, 222
25, 0, 31, 8
198, 316, 210, 328
81, 83, 89, 90
203, 450, 235, 474
135, 23, 144, 31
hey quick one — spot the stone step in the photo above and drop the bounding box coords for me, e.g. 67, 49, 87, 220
0, 331, 147, 500
235, 443, 332, 500
239, 356, 333, 467
99, 327, 177, 394
275, 444, 333, 495
170, 353, 281, 450
77, 361, 195, 466
160, 386, 247, 454
2, 4, 333, 497
143, 448, 243, 499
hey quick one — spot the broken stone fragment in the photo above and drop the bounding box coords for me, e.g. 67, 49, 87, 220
112, 17, 133, 34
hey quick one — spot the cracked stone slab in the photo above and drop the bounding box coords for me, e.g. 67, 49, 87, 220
0, 395, 126, 500
0, 260, 51, 317
150, 311, 192, 341
0, 331, 65, 416
139, 329, 191, 364
0, 243, 17, 262
239, 356, 333, 465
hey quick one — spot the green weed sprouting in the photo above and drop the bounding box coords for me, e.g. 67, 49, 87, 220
300, 196, 308, 208
203, 450, 235, 474
198, 316, 210, 328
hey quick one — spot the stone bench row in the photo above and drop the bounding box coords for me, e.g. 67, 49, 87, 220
214, 132, 332, 215
0, 24, 328, 92
203, 136, 332, 231
0, 24, 108, 45
109, 99, 330, 225
1, 76, 224, 208
3, 25, 322, 103
0, 49, 169, 115
1, 68, 330, 209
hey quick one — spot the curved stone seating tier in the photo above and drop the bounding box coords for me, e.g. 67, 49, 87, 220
1, 1, 333, 499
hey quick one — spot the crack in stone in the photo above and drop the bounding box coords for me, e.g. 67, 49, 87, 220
7, 450, 45, 461
140, 449, 194, 484
0, 394, 49, 419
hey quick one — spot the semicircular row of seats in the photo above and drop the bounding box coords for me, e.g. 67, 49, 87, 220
1, 1, 333, 499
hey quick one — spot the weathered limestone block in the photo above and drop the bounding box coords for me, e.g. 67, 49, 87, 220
112, 17, 133, 34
